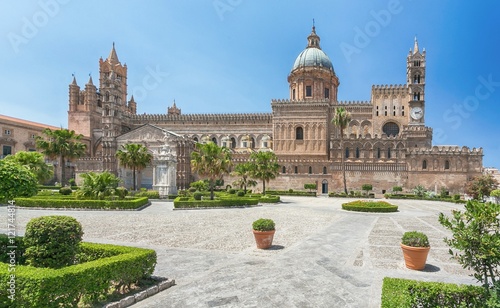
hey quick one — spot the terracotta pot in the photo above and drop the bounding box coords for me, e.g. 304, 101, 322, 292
253, 230, 275, 249
401, 243, 430, 270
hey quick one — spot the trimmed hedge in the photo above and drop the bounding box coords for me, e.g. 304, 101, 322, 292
133, 190, 160, 199
384, 193, 466, 204
342, 200, 398, 213
173, 197, 259, 208
258, 195, 280, 203
265, 190, 316, 197
38, 185, 79, 190
0, 242, 156, 308
381, 277, 486, 307
14, 197, 149, 210
0, 235, 26, 265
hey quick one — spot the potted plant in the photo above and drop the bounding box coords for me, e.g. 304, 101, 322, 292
401, 231, 430, 270
252, 218, 275, 249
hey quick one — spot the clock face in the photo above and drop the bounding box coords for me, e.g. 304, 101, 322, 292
411, 107, 423, 120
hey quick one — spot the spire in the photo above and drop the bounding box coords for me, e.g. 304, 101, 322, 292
71, 74, 77, 86
413, 36, 419, 54
172, 99, 177, 108
107, 42, 119, 65
129, 95, 135, 102
87, 74, 94, 86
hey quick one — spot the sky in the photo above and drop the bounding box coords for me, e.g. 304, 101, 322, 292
0, 1, 499, 168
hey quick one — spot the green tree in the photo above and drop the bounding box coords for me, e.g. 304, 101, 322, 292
332, 107, 351, 194
115, 143, 153, 191
76, 171, 120, 199
491, 189, 500, 204
304, 183, 317, 192
231, 162, 257, 194
190, 180, 208, 191
191, 142, 232, 200
392, 186, 403, 194
465, 174, 499, 200
439, 200, 500, 297
0, 160, 38, 202
362, 184, 373, 195
4, 151, 53, 184
249, 151, 280, 195
35, 128, 86, 185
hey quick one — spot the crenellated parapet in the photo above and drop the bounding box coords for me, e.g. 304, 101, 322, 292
130, 112, 273, 124
408, 146, 483, 156
336, 100, 372, 106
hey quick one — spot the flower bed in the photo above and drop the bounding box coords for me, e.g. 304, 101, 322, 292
341, 200, 398, 213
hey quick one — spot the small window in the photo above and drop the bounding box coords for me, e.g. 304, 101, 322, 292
306, 85, 312, 97
282, 166, 286, 174
4, 129, 11, 135
324, 88, 329, 99
212, 137, 217, 145
402, 111, 405, 116
377, 147, 381, 159
387, 148, 391, 159
376, 111, 379, 116
263, 142, 268, 148
384, 111, 387, 116
193, 137, 198, 142
294, 166, 298, 174
296, 127, 304, 140
31, 134, 36, 139
28, 148, 36, 152
251, 138, 255, 149
2, 145, 12, 156
393, 111, 396, 116
323, 166, 327, 174
292, 89, 296, 100
355, 147, 360, 158
422, 160, 427, 170
308, 166, 312, 174
242, 142, 247, 148
445, 160, 450, 170
345, 148, 350, 158
231, 137, 236, 148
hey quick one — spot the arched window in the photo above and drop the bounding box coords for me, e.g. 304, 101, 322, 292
292, 89, 296, 100
308, 166, 312, 174
445, 160, 450, 170
193, 137, 198, 142
422, 160, 427, 170
355, 147, 360, 158
324, 88, 330, 99
211, 137, 217, 145
282, 166, 286, 174
382, 122, 400, 137
296, 127, 304, 140
231, 137, 236, 148
294, 166, 298, 174
345, 148, 350, 158
105, 92, 110, 102
377, 147, 381, 159
251, 137, 255, 149
387, 148, 391, 159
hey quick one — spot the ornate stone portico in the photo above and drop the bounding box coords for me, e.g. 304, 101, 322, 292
114, 124, 192, 192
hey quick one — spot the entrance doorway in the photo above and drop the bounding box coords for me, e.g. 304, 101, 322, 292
321, 179, 328, 194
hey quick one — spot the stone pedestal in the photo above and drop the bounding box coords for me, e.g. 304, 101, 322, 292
152, 144, 177, 197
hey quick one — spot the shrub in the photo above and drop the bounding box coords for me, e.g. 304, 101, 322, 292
173, 197, 259, 208
0, 160, 38, 202
304, 183, 317, 192
114, 186, 128, 199
342, 200, 398, 213
401, 231, 429, 247
190, 180, 208, 191
288, 188, 294, 193
0, 242, 156, 307
252, 218, 275, 231
0, 234, 27, 265
24, 216, 83, 268
193, 191, 203, 200
413, 185, 426, 197
453, 194, 461, 201
133, 189, 159, 199
392, 186, 403, 194
77, 171, 120, 200
361, 184, 373, 193
228, 188, 236, 194
59, 186, 73, 195
15, 197, 149, 210
68, 178, 76, 186
349, 190, 354, 196
188, 187, 197, 193
381, 277, 486, 308
266, 190, 316, 197
258, 195, 280, 203
236, 190, 245, 197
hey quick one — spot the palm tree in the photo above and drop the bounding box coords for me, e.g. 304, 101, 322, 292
231, 162, 257, 194
36, 128, 86, 185
115, 143, 153, 191
4, 151, 54, 184
249, 151, 280, 195
191, 142, 232, 200
332, 107, 351, 194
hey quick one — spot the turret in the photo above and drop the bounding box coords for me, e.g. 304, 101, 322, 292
69, 76, 80, 111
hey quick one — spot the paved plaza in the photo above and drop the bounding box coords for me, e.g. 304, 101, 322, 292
1, 197, 477, 307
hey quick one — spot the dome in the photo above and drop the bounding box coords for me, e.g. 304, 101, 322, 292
292, 48, 333, 71
291, 26, 334, 73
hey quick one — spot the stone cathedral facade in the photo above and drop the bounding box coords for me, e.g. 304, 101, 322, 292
69, 27, 483, 194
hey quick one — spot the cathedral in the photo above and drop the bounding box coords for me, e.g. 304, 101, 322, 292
68, 26, 483, 195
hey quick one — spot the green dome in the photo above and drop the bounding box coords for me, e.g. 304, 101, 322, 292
292, 47, 333, 72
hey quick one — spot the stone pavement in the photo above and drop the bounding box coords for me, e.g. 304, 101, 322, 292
0, 197, 477, 307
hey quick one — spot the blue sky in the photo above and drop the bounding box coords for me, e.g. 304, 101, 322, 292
0, 1, 499, 168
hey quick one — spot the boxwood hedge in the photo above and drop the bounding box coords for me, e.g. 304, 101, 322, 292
265, 190, 316, 197
0, 242, 156, 308
381, 277, 486, 307
173, 197, 259, 208
342, 200, 398, 213
13, 197, 149, 210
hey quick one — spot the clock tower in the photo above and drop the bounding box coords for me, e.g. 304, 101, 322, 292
407, 37, 426, 125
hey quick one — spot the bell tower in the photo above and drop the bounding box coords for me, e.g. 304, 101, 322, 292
99, 43, 128, 173
407, 37, 426, 125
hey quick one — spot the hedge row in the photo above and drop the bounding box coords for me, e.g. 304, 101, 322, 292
342, 200, 398, 213
381, 277, 487, 307
0, 242, 156, 308
329, 193, 375, 198
13, 197, 149, 210
38, 185, 79, 190
265, 190, 317, 197
384, 194, 466, 204
173, 197, 259, 208
257, 195, 281, 203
